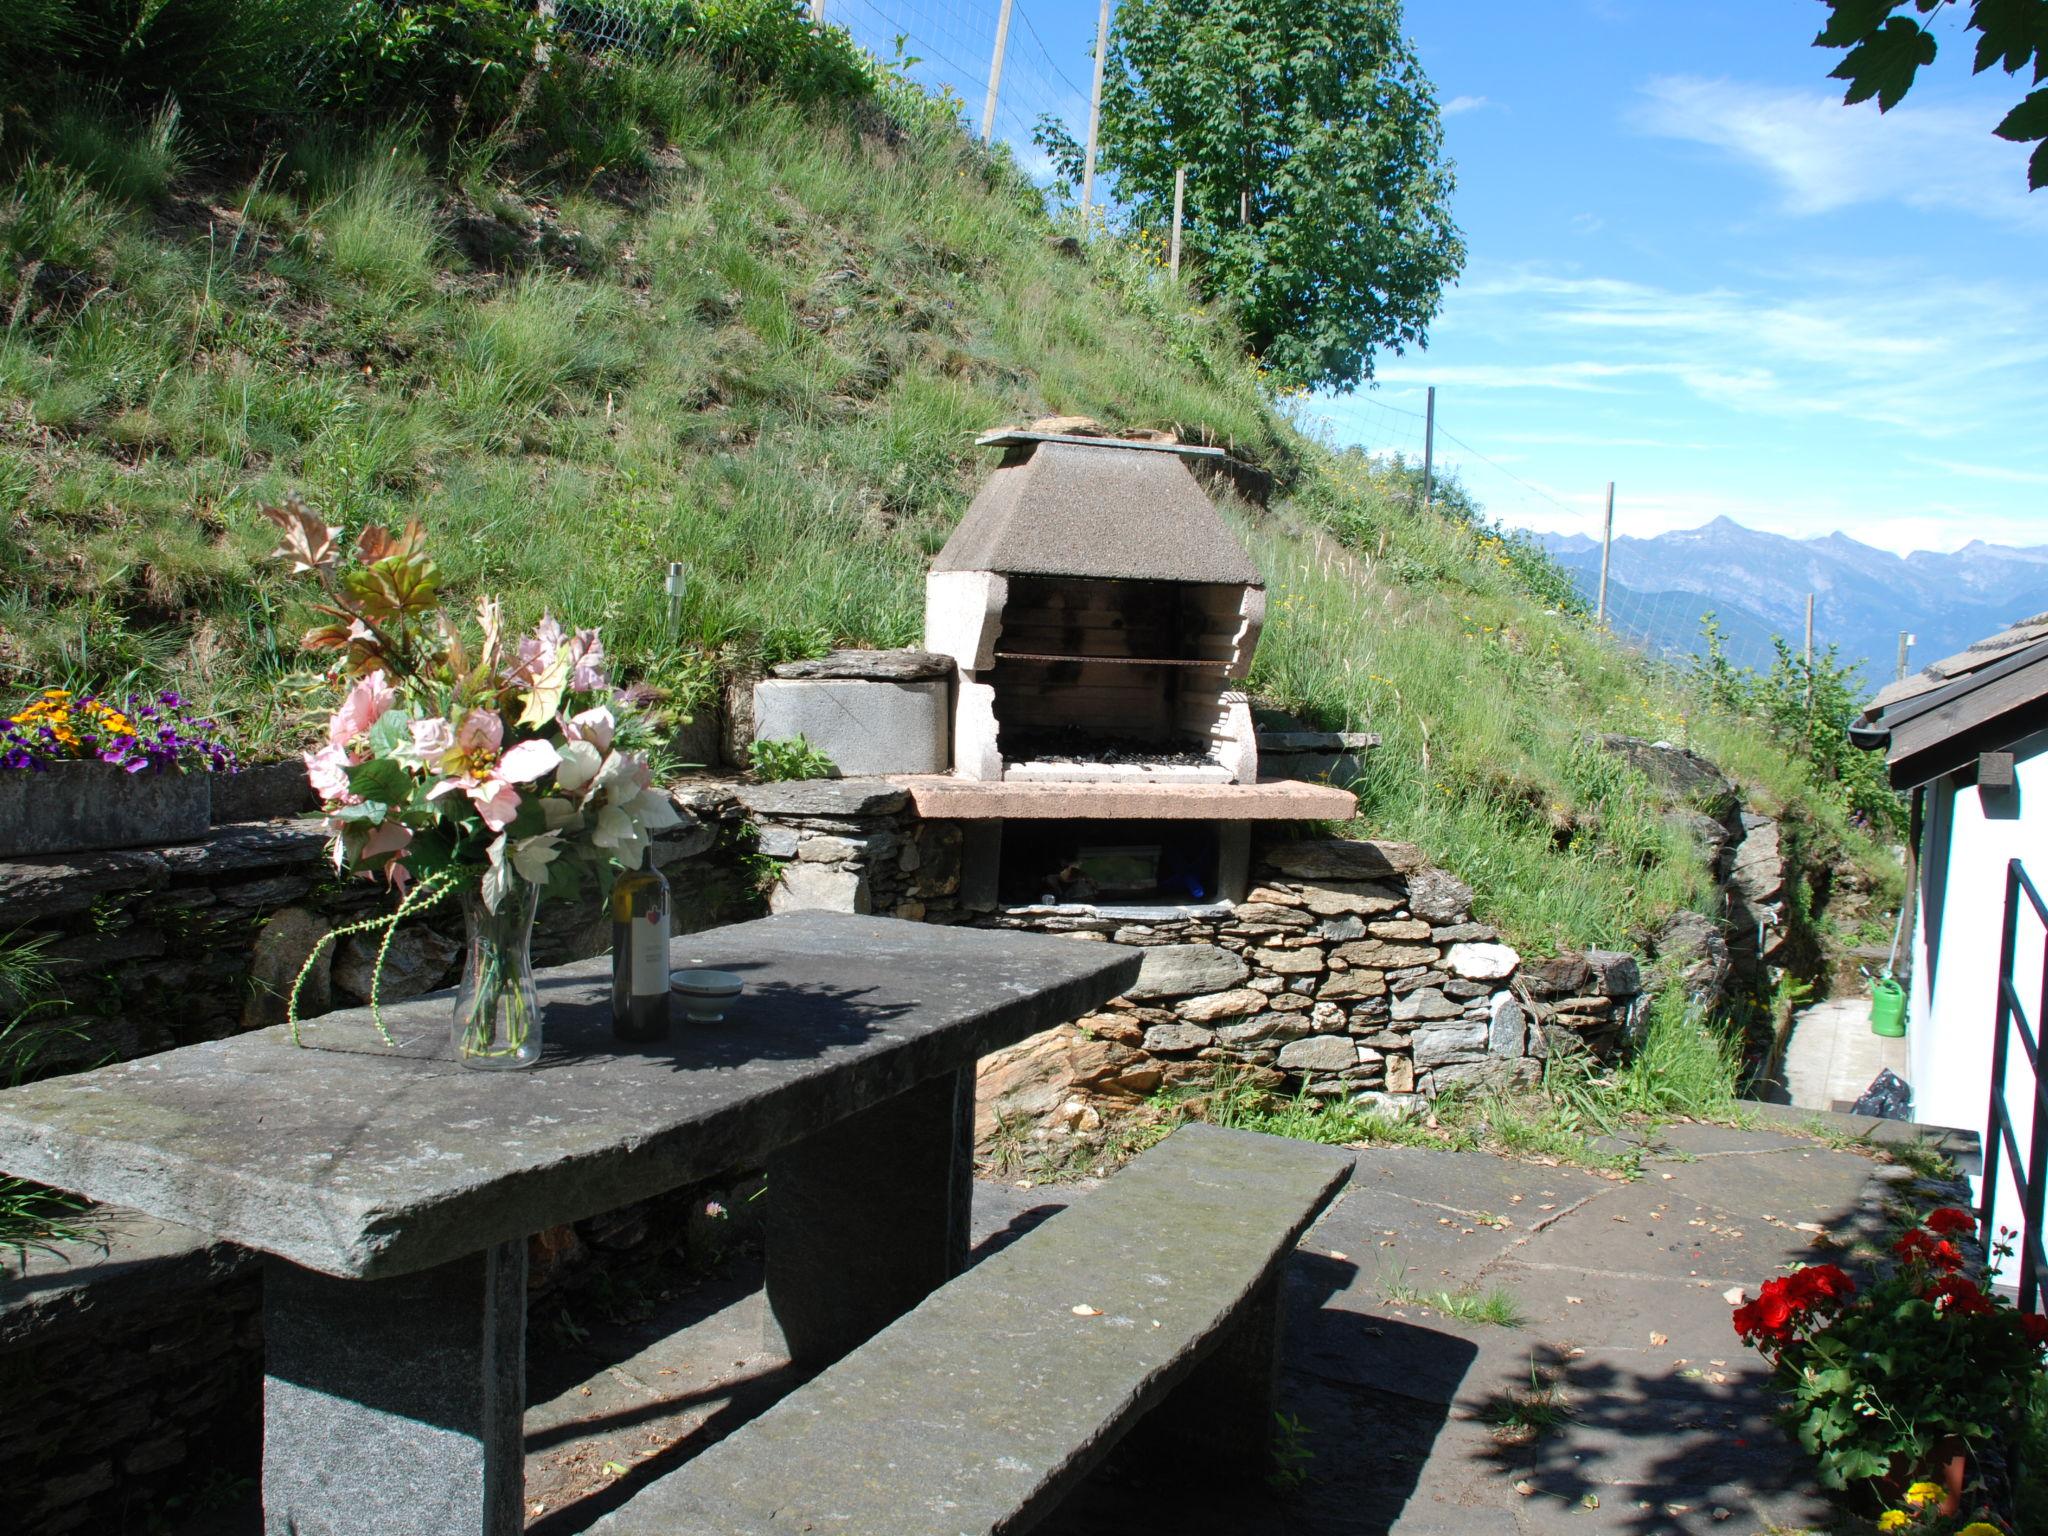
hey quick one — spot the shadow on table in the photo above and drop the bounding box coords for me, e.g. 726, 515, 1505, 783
524, 968, 918, 1072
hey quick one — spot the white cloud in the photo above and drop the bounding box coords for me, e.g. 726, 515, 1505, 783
1432, 264, 2048, 436
1443, 94, 1491, 116
1910, 457, 2048, 488
1633, 75, 2047, 231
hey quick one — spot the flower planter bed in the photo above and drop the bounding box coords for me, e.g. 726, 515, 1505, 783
0, 758, 210, 858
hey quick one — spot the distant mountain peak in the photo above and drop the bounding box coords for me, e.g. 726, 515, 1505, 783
1532, 516, 2045, 682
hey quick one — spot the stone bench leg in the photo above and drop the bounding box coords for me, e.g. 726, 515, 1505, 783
262, 1242, 527, 1536
763, 1066, 972, 1367
1142, 1268, 1286, 1481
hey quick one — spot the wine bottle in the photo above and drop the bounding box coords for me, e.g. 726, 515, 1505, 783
610, 847, 671, 1042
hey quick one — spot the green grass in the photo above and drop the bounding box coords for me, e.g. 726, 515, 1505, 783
1382, 1275, 1528, 1329
0, 40, 1893, 972
0, 932, 93, 1269
1168, 1067, 1645, 1176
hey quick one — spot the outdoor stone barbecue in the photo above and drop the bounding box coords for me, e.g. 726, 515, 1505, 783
737, 425, 1644, 1137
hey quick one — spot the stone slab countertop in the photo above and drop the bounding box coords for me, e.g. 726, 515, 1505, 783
888, 776, 1358, 821
0, 913, 1140, 1284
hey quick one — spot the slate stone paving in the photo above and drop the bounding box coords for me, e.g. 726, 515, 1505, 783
1031, 1121, 1894, 1536
156, 1119, 1912, 1534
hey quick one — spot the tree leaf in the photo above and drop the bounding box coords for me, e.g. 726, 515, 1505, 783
1832, 15, 1940, 110
2032, 135, 2048, 188
1968, 0, 2048, 77
1814, 0, 1908, 49
1993, 84, 2048, 139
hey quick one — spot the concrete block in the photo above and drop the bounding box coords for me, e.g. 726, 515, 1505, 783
954, 677, 1002, 781
1229, 586, 1266, 678
770, 862, 871, 915
923, 570, 1006, 671
752, 678, 948, 776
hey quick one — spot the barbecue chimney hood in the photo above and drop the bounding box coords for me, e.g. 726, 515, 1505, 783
925, 430, 1268, 785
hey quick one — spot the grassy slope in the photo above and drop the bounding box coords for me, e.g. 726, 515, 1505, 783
0, 54, 1892, 959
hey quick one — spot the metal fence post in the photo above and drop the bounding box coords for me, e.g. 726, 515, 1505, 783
1169, 164, 1185, 278
1080, 0, 1111, 235
980, 0, 1015, 144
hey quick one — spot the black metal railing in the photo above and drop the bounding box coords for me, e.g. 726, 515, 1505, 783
1983, 857, 2048, 1311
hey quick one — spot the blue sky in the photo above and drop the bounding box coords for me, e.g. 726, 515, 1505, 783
835, 0, 2048, 556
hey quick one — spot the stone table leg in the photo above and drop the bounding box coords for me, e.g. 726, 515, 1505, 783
763, 1066, 973, 1367
262, 1241, 527, 1536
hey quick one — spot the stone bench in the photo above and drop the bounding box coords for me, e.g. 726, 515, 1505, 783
589, 1122, 1353, 1536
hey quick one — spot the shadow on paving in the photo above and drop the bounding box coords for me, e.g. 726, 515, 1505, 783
167, 1125, 1891, 1534
1040, 1123, 1886, 1536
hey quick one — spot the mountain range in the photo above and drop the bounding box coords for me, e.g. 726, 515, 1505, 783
1535, 517, 2048, 688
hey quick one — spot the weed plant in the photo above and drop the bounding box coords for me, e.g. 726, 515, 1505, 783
0, 932, 92, 1269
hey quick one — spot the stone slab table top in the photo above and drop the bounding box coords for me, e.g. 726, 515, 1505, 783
887, 775, 1358, 821
0, 912, 1140, 1284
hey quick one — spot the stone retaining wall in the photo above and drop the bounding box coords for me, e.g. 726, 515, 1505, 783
0, 787, 756, 1077
737, 784, 1648, 1136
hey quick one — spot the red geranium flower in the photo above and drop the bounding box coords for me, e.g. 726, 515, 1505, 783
1895, 1229, 1965, 1273
2020, 1311, 2048, 1350
1786, 1263, 1856, 1304
1924, 1207, 1976, 1237
1926, 1275, 1994, 1316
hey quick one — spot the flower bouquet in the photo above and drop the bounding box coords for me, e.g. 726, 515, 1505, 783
265, 495, 679, 1068
0, 688, 237, 856
1733, 1205, 2047, 1525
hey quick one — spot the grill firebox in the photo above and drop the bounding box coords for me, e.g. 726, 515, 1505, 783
925, 432, 1265, 784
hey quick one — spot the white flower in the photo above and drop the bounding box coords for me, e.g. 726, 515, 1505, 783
510, 831, 562, 885
554, 739, 604, 794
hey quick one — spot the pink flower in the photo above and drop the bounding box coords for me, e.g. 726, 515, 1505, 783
304, 744, 357, 803
328, 670, 396, 750
407, 715, 457, 770
563, 705, 615, 752
426, 710, 561, 832
566, 629, 606, 692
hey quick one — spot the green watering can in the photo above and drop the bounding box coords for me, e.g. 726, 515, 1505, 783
1869, 976, 1907, 1038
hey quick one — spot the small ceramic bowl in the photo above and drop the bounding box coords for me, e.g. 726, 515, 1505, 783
669, 968, 744, 1023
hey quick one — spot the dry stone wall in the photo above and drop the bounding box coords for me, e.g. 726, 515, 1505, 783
738, 785, 1649, 1137
969, 841, 1644, 1138
0, 786, 754, 1076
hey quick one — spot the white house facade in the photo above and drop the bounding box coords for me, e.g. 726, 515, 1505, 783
1853, 615, 2048, 1299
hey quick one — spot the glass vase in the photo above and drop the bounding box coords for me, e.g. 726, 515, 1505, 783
453, 881, 542, 1070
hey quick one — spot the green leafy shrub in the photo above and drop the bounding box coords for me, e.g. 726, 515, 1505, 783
557, 0, 875, 102
323, 0, 558, 128
1734, 1207, 2048, 1495
8, 0, 353, 126
748, 734, 837, 781
1692, 615, 1905, 835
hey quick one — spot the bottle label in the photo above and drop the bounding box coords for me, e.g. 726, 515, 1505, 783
630, 904, 669, 996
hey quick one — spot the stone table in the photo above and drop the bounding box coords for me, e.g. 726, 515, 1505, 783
0, 911, 1140, 1536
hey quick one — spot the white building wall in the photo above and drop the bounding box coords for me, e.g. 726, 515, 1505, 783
1907, 727, 2048, 1280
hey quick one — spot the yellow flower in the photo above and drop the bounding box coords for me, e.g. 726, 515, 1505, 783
1904, 1482, 1944, 1507
1876, 1513, 1909, 1531
1957, 1525, 2004, 1536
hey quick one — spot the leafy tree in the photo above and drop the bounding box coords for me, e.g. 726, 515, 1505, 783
1815, 0, 2048, 190
1095, 0, 1464, 393
1693, 615, 1906, 835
